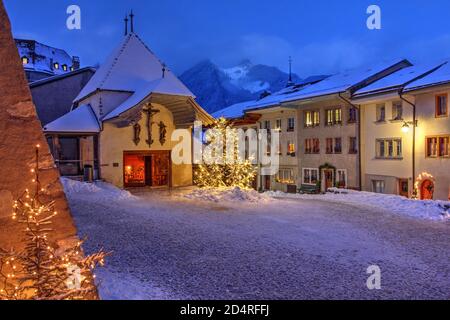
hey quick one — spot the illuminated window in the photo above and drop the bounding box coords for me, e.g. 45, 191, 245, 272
53, 62, 59, 70
277, 169, 294, 184
21, 56, 29, 65
62, 64, 68, 71
304, 111, 320, 127
287, 141, 296, 156
436, 94, 448, 117
326, 108, 342, 126
275, 119, 282, 131
70, 66, 75, 71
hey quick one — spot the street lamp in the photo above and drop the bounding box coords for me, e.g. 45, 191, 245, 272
401, 120, 417, 133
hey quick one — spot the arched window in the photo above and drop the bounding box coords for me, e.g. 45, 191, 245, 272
53, 62, 59, 70
21, 56, 29, 65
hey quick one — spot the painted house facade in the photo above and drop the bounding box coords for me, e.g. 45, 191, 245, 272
216, 59, 450, 200
44, 33, 212, 188
353, 62, 450, 200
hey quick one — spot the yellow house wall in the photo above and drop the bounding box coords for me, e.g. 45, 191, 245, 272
360, 98, 414, 195
413, 90, 450, 200
99, 102, 193, 188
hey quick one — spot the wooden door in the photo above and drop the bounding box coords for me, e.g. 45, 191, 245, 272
324, 170, 334, 190
398, 179, 409, 198
420, 180, 434, 200
264, 176, 271, 190
151, 153, 170, 187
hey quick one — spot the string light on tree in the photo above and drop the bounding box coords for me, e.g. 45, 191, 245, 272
0, 144, 109, 300
194, 118, 256, 189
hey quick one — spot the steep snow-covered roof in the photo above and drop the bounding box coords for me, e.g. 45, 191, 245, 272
74, 33, 194, 103
212, 100, 258, 119
44, 105, 100, 133
354, 62, 446, 96
404, 62, 450, 91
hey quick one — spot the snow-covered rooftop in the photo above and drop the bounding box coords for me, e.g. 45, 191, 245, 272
103, 77, 194, 120
74, 33, 194, 104
16, 39, 76, 76
280, 59, 410, 103
212, 100, 258, 119
44, 105, 100, 133
404, 61, 450, 91
354, 62, 446, 96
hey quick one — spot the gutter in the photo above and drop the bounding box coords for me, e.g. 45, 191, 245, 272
398, 92, 417, 197
338, 93, 363, 191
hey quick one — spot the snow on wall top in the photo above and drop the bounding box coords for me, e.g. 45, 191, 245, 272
354, 62, 446, 96
44, 104, 100, 133
404, 61, 450, 91
74, 33, 194, 104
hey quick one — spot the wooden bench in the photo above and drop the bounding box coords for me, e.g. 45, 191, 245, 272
299, 184, 320, 194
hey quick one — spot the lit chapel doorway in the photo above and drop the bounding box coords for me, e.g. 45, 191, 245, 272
123, 151, 171, 188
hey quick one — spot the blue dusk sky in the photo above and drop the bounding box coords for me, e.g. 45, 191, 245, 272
4, 0, 450, 77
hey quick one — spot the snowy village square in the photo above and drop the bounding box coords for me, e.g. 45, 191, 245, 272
0, 0, 450, 302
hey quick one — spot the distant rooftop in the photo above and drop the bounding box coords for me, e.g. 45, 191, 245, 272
15, 38, 80, 79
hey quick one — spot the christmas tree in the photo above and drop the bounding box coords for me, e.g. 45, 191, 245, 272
0, 145, 108, 300
194, 118, 256, 189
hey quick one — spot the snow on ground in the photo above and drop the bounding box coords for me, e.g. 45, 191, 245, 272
61, 178, 136, 201
183, 187, 269, 203
62, 179, 450, 299
265, 188, 450, 221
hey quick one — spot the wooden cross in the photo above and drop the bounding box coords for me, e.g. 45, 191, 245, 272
143, 104, 160, 147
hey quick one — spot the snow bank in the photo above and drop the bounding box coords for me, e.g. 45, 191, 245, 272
61, 178, 135, 201
184, 187, 269, 204
267, 189, 450, 221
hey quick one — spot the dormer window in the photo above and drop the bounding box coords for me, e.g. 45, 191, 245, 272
53, 62, 59, 70
62, 64, 68, 71
21, 56, 29, 65
70, 66, 75, 72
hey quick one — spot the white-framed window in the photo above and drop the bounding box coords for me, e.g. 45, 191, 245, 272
303, 168, 319, 185
372, 180, 385, 194
263, 120, 271, 130
376, 138, 402, 159
277, 169, 295, 184
336, 169, 347, 188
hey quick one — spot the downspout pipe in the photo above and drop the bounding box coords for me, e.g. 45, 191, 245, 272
338, 93, 363, 191
399, 92, 417, 197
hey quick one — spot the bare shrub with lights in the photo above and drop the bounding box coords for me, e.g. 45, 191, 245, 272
0, 145, 108, 300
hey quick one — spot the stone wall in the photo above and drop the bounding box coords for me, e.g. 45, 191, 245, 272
0, 0, 78, 251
